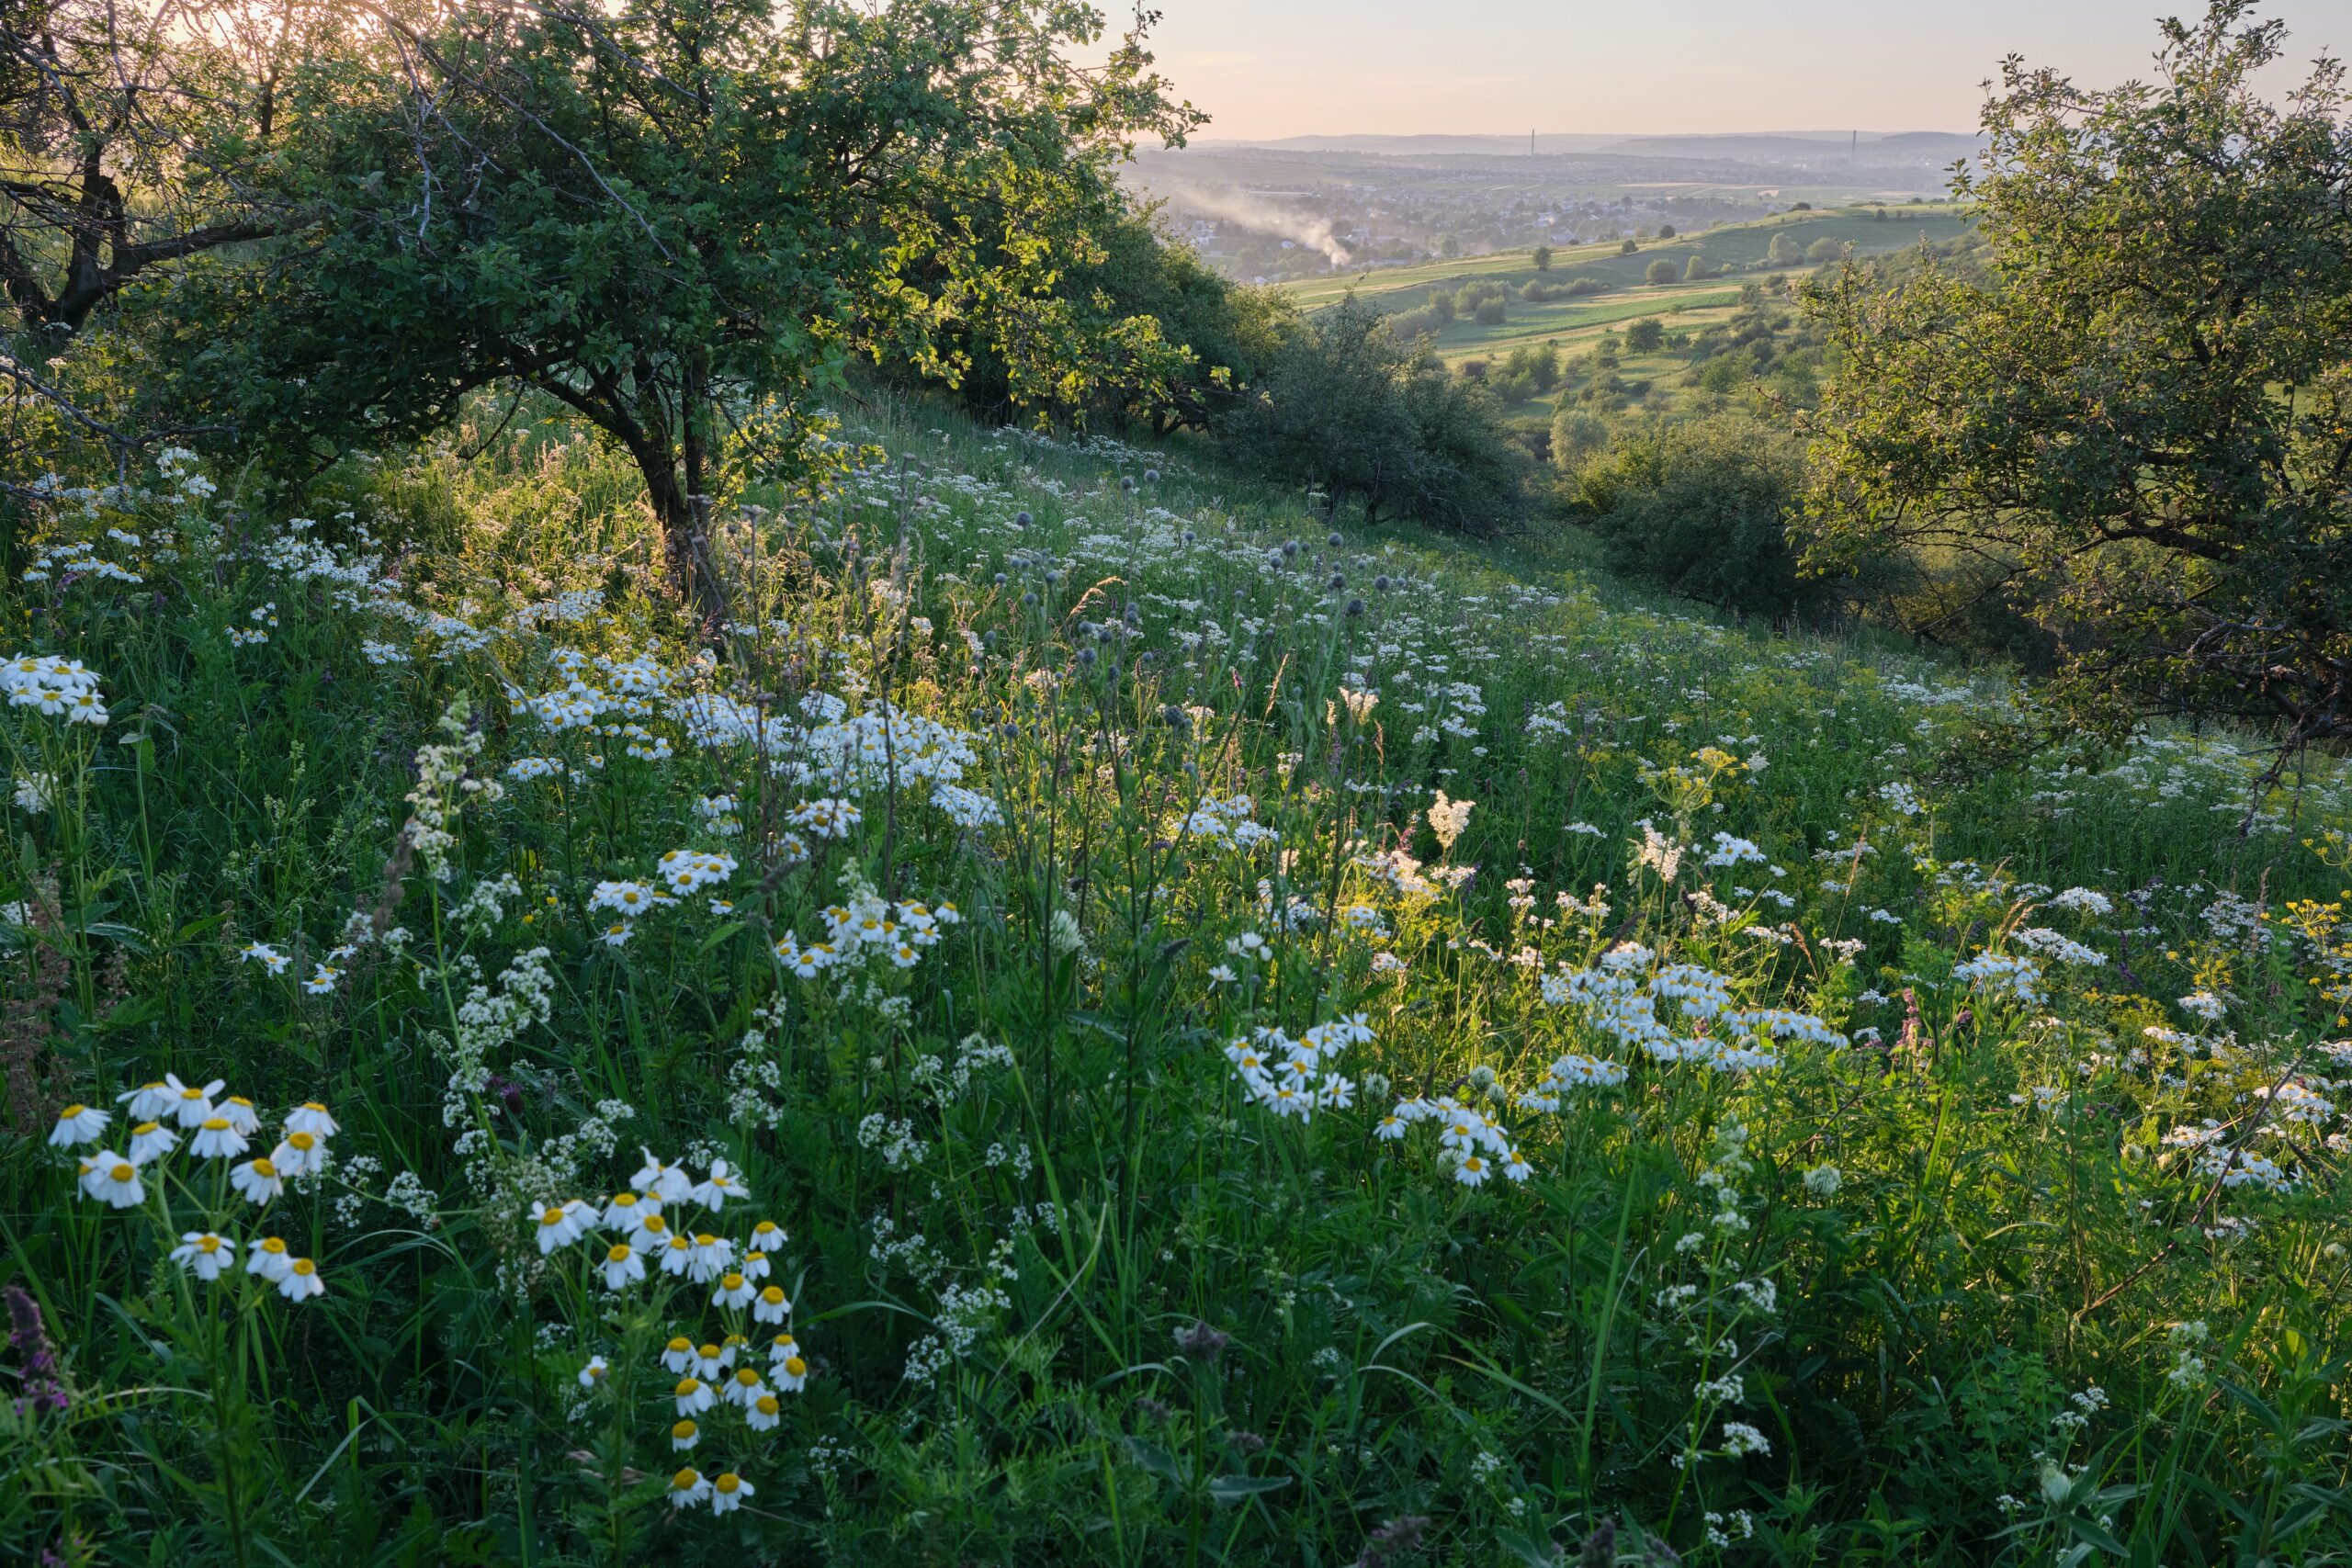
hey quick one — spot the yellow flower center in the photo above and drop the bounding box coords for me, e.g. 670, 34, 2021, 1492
301, 1101, 326, 1113
135, 1122, 160, 1135
292, 1258, 316, 1277
642, 1216, 667, 1235
180, 1088, 204, 1100
735, 1369, 759, 1388
715, 1473, 741, 1495
755, 1394, 779, 1416
287, 1132, 315, 1151
675, 1378, 699, 1396
606, 1243, 631, 1263
260, 1237, 286, 1255
721, 1273, 744, 1291
785, 1355, 807, 1377
202, 1117, 230, 1132
672, 1419, 695, 1439
250, 1157, 277, 1178
695, 1234, 718, 1247
109, 1163, 134, 1182
612, 1193, 636, 1208
61, 1103, 85, 1118
667, 1337, 692, 1354
761, 1286, 786, 1304
698, 1345, 720, 1360
672, 1469, 699, 1490
540, 1209, 565, 1227
197, 1235, 220, 1253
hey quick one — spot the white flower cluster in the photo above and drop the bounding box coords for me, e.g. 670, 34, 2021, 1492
1224, 1015, 1374, 1123
773, 869, 961, 979
559, 1152, 813, 1517
1515, 1050, 1629, 1111
1952, 952, 2045, 1004
54, 1080, 339, 1302
3, 652, 107, 726
1171, 793, 1278, 848
1378, 1090, 1534, 1187
1539, 946, 1843, 1073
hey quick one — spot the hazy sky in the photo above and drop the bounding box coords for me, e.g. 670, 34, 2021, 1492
1142, 0, 2350, 141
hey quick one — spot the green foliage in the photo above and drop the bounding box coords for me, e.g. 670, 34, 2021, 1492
1644, 259, 1678, 285
1623, 319, 1666, 354
913, 211, 1293, 435
1802, 0, 2352, 763
1532, 244, 1554, 271
1570, 415, 1851, 620
1223, 299, 1532, 532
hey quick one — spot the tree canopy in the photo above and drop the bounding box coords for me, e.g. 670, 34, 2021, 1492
1802, 0, 2352, 768
132, 0, 1199, 622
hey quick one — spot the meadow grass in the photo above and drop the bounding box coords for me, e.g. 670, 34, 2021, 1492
1, 392, 2346, 1566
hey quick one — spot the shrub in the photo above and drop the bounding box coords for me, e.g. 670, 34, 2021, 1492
1645, 259, 1678, 285
1570, 416, 1853, 620
1220, 299, 1531, 532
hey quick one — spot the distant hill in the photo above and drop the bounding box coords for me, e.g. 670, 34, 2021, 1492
1198, 130, 1981, 165
1590, 131, 1984, 166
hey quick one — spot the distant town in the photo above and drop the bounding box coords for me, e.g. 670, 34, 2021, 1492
1125, 130, 1981, 282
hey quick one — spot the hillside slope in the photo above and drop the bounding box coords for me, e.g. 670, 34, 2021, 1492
5, 394, 2347, 1563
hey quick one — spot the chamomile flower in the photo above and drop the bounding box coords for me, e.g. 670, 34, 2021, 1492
752, 1284, 792, 1325
722, 1366, 766, 1408
189, 1117, 249, 1160
671, 1418, 700, 1452
740, 1248, 772, 1281
747, 1392, 783, 1432
130, 1121, 178, 1164
668, 1467, 711, 1509
658, 1233, 696, 1276
775, 1349, 809, 1393
629, 1211, 672, 1251
49, 1103, 107, 1147
709, 1472, 752, 1514
579, 1355, 610, 1390
673, 1376, 716, 1417
300, 964, 341, 995
531, 1199, 593, 1254
1453, 1153, 1492, 1188
164, 1073, 225, 1129
748, 1218, 786, 1252
1374, 1112, 1408, 1141
216, 1097, 262, 1135
766, 1331, 800, 1367
171, 1232, 232, 1280
632, 1149, 694, 1202
231, 1156, 284, 1205
284, 1102, 339, 1139
269, 1130, 326, 1178
693, 1342, 728, 1380
1502, 1146, 1533, 1182
713, 1271, 755, 1310
600, 1243, 646, 1291
662, 1337, 696, 1375
603, 1190, 651, 1229
81, 1153, 144, 1207
689, 1158, 746, 1211
245, 1235, 295, 1281
687, 1232, 733, 1282
278, 1257, 326, 1301
119, 1080, 173, 1121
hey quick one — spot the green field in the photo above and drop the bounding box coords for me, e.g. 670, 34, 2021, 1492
1281, 204, 1972, 313
1277, 205, 1973, 428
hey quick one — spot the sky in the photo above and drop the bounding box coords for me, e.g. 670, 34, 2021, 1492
1136, 0, 2352, 141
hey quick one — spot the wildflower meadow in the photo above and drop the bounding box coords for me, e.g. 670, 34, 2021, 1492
3, 395, 2349, 1566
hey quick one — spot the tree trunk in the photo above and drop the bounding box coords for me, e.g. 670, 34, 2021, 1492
639, 452, 727, 639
